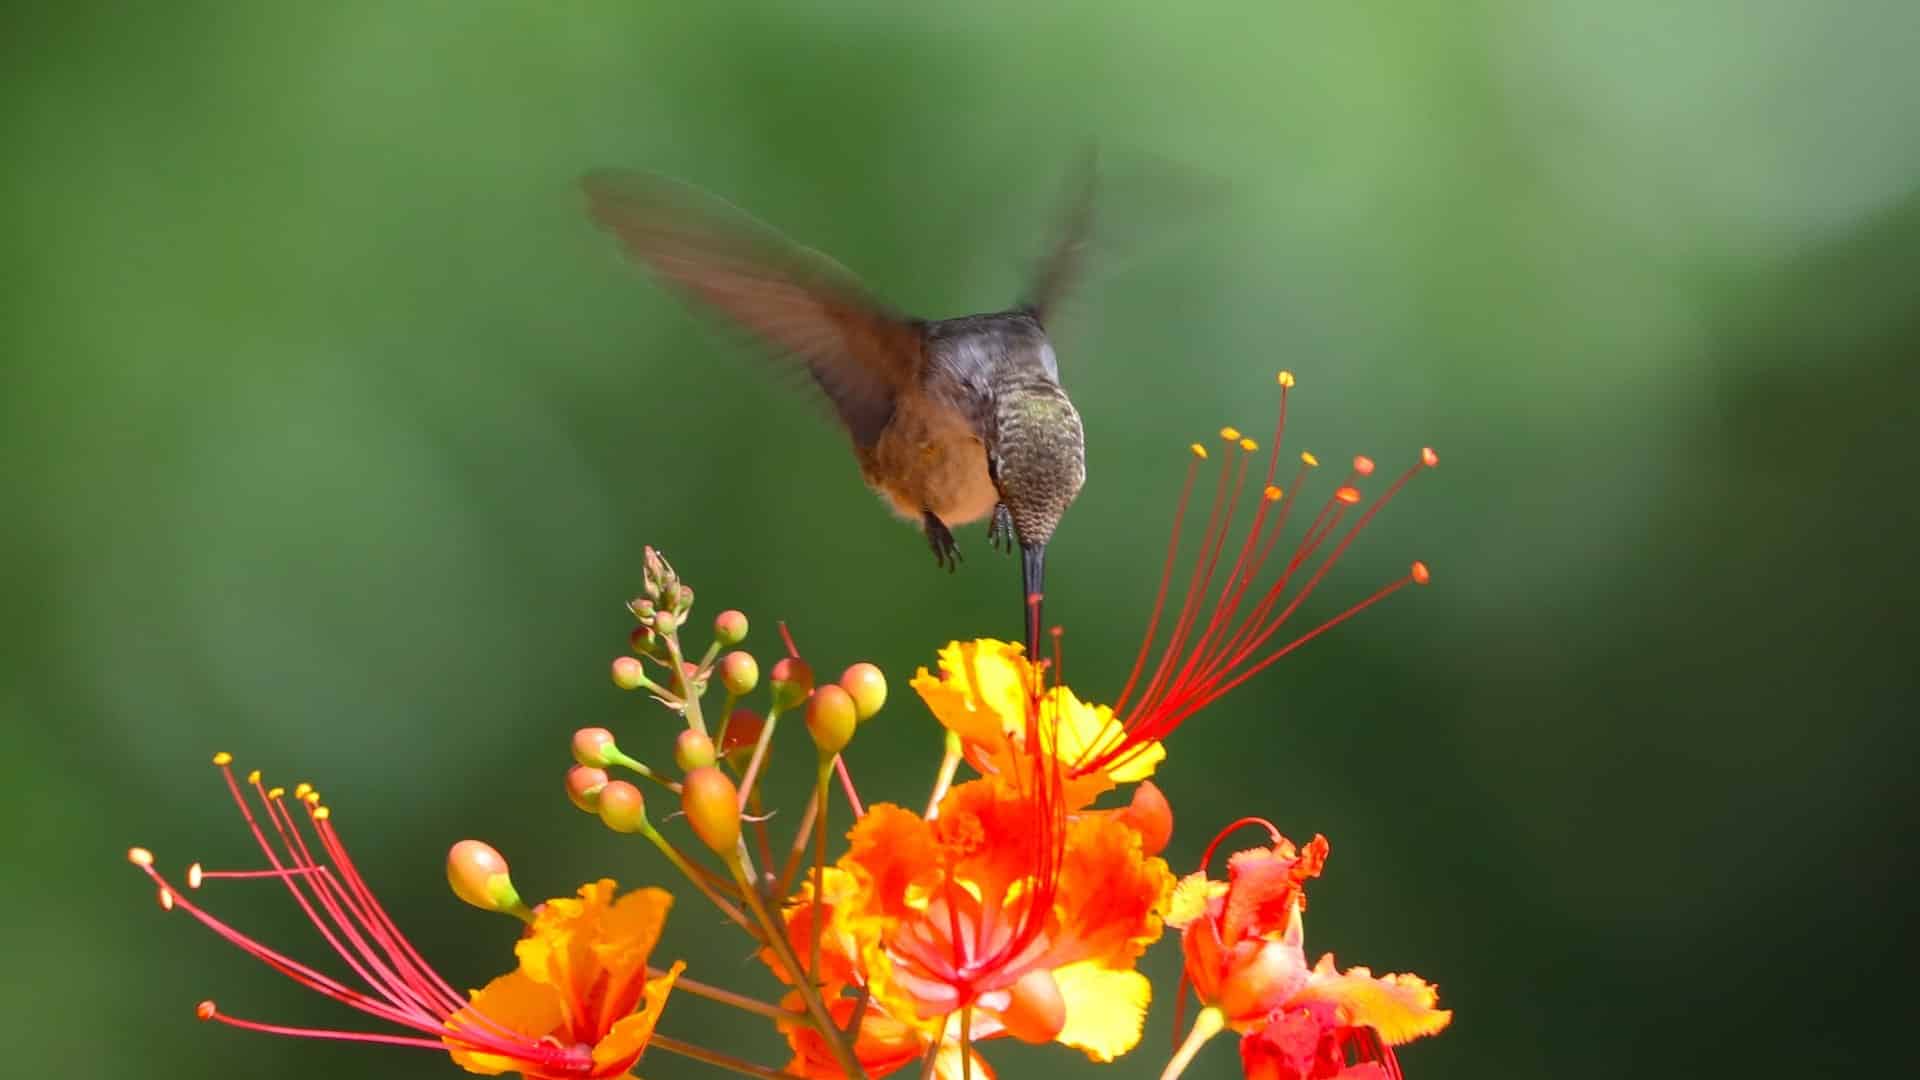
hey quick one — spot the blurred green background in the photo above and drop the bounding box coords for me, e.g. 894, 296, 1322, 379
6, 2, 1916, 1077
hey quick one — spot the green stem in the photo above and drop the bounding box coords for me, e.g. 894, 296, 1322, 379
728, 853, 866, 1080
808, 757, 833, 985
652, 1033, 809, 1080
1160, 1006, 1225, 1080
655, 968, 799, 1022
664, 633, 707, 737
638, 819, 755, 936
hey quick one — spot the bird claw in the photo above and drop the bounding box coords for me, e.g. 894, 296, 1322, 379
924, 512, 962, 573
988, 503, 1015, 555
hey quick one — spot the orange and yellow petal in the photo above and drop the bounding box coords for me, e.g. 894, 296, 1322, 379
844, 804, 942, 923
1220, 837, 1327, 945
1166, 870, 1224, 930
445, 969, 564, 1075
589, 960, 683, 1074
514, 878, 617, 992
1052, 961, 1151, 1062
1054, 812, 1172, 966
1291, 954, 1452, 1045
589, 886, 673, 986
1044, 686, 1164, 784
911, 639, 1031, 751
767, 867, 869, 992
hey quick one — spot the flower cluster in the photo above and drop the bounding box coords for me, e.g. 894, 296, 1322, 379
126, 372, 1449, 1079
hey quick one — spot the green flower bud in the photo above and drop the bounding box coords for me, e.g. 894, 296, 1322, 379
713, 609, 749, 648
597, 780, 647, 834
446, 840, 524, 916
719, 651, 759, 696
769, 657, 813, 711
674, 729, 716, 772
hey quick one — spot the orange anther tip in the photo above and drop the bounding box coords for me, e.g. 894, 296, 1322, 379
1335, 486, 1362, 504
314, 806, 331, 821
246, 769, 262, 785
187, 863, 204, 889
1353, 455, 1376, 476
266, 786, 285, 800
1239, 438, 1258, 452
196, 1001, 217, 1021
211, 752, 232, 766
294, 783, 312, 799
128, 847, 154, 867
1421, 447, 1439, 467
1190, 443, 1208, 459
1263, 485, 1283, 502
1277, 371, 1296, 387
1301, 452, 1319, 467
1220, 426, 1241, 441
158, 887, 175, 912
1411, 561, 1432, 585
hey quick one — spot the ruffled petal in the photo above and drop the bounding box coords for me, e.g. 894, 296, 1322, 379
911, 639, 1031, 751
590, 960, 682, 1074
1166, 871, 1221, 929
1293, 954, 1452, 1045
590, 886, 673, 984
444, 969, 563, 1075
1052, 962, 1151, 1062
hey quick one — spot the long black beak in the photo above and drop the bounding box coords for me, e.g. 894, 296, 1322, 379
1021, 542, 1046, 658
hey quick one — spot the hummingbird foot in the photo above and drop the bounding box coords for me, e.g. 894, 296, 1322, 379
987, 503, 1016, 555
923, 511, 962, 573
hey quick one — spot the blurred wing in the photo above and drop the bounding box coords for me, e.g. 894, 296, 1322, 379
581, 169, 923, 448
1022, 150, 1097, 327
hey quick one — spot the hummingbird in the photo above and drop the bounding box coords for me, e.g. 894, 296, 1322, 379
581, 166, 1093, 651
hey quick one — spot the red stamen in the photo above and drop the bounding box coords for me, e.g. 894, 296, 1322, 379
1074, 375, 1436, 778
127, 760, 571, 1069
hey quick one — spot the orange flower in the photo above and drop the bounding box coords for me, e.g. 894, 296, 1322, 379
837, 776, 1173, 1063
126, 756, 681, 1080
1168, 823, 1449, 1079
763, 867, 992, 1079
448, 880, 683, 1078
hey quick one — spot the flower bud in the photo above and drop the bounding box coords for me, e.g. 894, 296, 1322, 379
642, 546, 674, 598
674, 584, 694, 613
721, 708, 763, 760
674, 730, 716, 772
769, 657, 813, 711
719, 651, 759, 696
611, 656, 646, 691
677, 660, 706, 695
1116, 781, 1173, 857
446, 840, 524, 915
565, 765, 609, 813
572, 727, 618, 767
712, 609, 749, 647
838, 662, 887, 722
629, 625, 660, 656
597, 780, 647, 834
1000, 968, 1067, 1044
805, 684, 858, 756
681, 767, 741, 854
629, 597, 656, 620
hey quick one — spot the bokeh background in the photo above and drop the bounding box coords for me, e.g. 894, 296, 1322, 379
6, 2, 1916, 1077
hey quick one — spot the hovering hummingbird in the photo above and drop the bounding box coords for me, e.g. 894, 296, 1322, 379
581, 166, 1095, 650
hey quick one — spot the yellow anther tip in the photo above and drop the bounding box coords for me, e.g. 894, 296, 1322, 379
211, 752, 232, 766
1239, 438, 1258, 452
128, 847, 154, 867
302, 790, 320, 805
1301, 452, 1319, 467
266, 786, 285, 800
1219, 426, 1241, 441
293, 783, 312, 799
246, 769, 262, 785
1190, 443, 1208, 459
158, 887, 175, 911
187, 863, 204, 889
314, 806, 331, 821
1277, 371, 1296, 388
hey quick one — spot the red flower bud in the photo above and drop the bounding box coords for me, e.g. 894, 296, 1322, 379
838, 662, 887, 722
611, 656, 645, 691
446, 840, 522, 914
719, 651, 759, 696
572, 727, 617, 767
805, 684, 858, 756
596, 780, 646, 834
674, 730, 716, 772
680, 767, 741, 854
1116, 780, 1173, 856
712, 609, 749, 647
769, 657, 813, 711
565, 765, 608, 813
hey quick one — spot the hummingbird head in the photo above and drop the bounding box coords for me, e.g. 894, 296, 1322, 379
994, 384, 1087, 551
